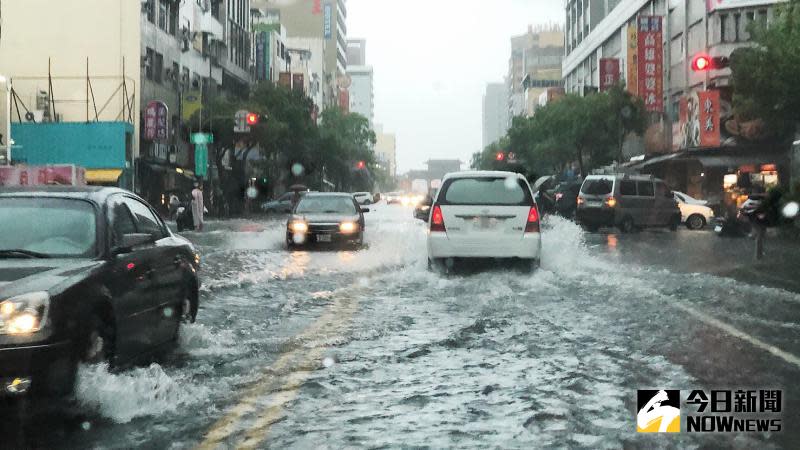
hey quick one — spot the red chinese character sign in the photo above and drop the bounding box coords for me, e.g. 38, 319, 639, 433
637, 16, 663, 112
144, 100, 169, 141
698, 90, 721, 147
599, 58, 620, 92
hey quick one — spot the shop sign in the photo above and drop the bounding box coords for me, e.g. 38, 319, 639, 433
600, 58, 620, 92
698, 90, 721, 148
144, 101, 169, 141
627, 24, 638, 96
637, 16, 663, 112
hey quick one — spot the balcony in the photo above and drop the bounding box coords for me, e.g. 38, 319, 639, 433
197, 10, 223, 40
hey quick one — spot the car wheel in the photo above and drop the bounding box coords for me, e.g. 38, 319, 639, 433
523, 258, 539, 273
82, 314, 113, 364
618, 217, 635, 233
686, 214, 706, 230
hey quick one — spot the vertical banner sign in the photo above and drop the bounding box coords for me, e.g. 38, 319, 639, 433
312, 0, 322, 14
324, 3, 332, 40
698, 90, 721, 147
637, 16, 663, 112
599, 58, 620, 92
181, 90, 202, 121
195, 144, 208, 179
144, 101, 168, 141
627, 24, 638, 96
255, 32, 267, 81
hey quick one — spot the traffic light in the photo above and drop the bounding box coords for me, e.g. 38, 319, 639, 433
691, 53, 730, 71
495, 152, 505, 162
356, 160, 366, 169
246, 113, 260, 125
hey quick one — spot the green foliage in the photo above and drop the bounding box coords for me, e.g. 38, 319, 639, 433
473, 85, 645, 178
318, 108, 377, 191
731, 0, 800, 137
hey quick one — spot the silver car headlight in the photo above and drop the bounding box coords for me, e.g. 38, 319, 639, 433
0, 292, 49, 335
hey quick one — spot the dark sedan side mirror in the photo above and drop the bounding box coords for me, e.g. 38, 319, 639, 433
113, 233, 155, 255
361, 207, 371, 213
414, 206, 431, 221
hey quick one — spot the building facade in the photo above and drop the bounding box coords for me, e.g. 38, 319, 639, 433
508, 26, 565, 122
346, 38, 367, 66
562, 0, 788, 210
374, 124, 396, 178
347, 65, 374, 127
482, 82, 509, 148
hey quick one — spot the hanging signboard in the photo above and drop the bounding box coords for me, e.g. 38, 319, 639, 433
637, 16, 663, 112
599, 58, 620, 92
144, 101, 169, 141
627, 24, 638, 96
698, 90, 721, 148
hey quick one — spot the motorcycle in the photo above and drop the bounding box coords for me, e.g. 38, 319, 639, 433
714, 194, 767, 237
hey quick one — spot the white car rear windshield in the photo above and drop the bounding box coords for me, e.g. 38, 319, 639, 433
439, 177, 532, 206
581, 178, 614, 195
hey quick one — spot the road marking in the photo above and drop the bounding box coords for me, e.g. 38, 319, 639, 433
673, 301, 800, 369
196, 290, 360, 450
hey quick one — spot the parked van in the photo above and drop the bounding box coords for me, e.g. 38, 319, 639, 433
576, 174, 681, 233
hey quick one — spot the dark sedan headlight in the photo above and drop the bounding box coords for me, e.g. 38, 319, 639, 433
289, 221, 309, 233
339, 221, 358, 233
0, 292, 49, 335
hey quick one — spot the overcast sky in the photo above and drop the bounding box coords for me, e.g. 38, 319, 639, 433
347, 0, 564, 173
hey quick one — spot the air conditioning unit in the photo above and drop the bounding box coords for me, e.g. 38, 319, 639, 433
141, 55, 152, 68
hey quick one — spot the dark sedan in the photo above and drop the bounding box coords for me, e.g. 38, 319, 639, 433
0, 186, 200, 398
286, 193, 369, 248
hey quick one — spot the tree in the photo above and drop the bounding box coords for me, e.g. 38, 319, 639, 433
730, 0, 800, 138
318, 108, 376, 191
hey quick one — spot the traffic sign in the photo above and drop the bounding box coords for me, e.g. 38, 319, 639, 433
190, 133, 214, 144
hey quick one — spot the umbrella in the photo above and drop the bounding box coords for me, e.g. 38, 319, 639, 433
532, 176, 554, 193
289, 184, 308, 192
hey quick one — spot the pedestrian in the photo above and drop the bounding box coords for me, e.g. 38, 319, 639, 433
191, 182, 205, 232
169, 192, 181, 219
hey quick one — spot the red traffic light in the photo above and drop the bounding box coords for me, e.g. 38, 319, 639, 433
246, 113, 259, 125
356, 161, 366, 169
692, 53, 711, 71
495, 152, 505, 161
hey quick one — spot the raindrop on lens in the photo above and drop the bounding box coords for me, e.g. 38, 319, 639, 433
291, 163, 305, 177
163, 307, 174, 318
504, 176, 517, 190
246, 187, 258, 199
81, 421, 92, 431
323, 356, 335, 368
782, 201, 799, 219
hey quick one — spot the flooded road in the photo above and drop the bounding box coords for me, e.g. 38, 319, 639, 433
7, 204, 800, 449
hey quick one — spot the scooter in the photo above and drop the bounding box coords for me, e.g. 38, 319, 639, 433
713, 194, 765, 237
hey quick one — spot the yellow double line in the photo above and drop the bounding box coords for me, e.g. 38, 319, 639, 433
197, 288, 361, 450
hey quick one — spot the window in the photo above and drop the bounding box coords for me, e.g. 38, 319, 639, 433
124, 198, 165, 239
182, 67, 190, 88
720, 14, 728, 42
620, 180, 637, 197
169, 3, 179, 35
145, 0, 155, 23
757, 9, 768, 27
636, 181, 655, 197
441, 177, 531, 206
0, 198, 97, 258
581, 178, 613, 195
145, 47, 154, 80
154, 52, 164, 83
171, 62, 179, 84
656, 183, 671, 199
295, 196, 357, 214
158, 0, 167, 31
108, 197, 138, 247
734, 13, 741, 41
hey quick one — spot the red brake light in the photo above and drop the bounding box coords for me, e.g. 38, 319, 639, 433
525, 206, 540, 233
430, 204, 446, 232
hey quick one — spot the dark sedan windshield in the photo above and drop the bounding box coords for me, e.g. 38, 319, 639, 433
0, 197, 97, 258
295, 196, 357, 214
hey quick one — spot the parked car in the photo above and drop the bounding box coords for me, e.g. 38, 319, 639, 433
576, 174, 681, 233
673, 191, 714, 230
287, 193, 369, 248
553, 180, 583, 219
261, 191, 312, 214
426, 171, 541, 272
353, 192, 373, 205
0, 186, 201, 398
385, 192, 403, 204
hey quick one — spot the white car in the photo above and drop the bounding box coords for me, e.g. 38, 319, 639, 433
426, 171, 541, 272
353, 192, 372, 205
673, 191, 714, 230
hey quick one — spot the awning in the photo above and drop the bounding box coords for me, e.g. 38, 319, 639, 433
693, 155, 782, 168
625, 152, 683, 170
86, 169, 123, 184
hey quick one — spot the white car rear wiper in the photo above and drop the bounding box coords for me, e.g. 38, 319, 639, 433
0, 249, 52, 259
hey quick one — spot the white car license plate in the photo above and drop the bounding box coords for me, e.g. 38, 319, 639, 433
317, 234, 332, 243
586, 201, 602, 208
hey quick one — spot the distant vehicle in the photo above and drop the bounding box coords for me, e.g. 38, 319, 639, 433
287, 193, 369, 248
576, 174, 681, 233
673, 191, 714, 230
262, 191, 308, 214
553, 180, 582, 219
426, 171, 541, 272
385, 192, 403, 204
411, 179, 428, 195
353, 192, 373, 205
0, 186, 201, 398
